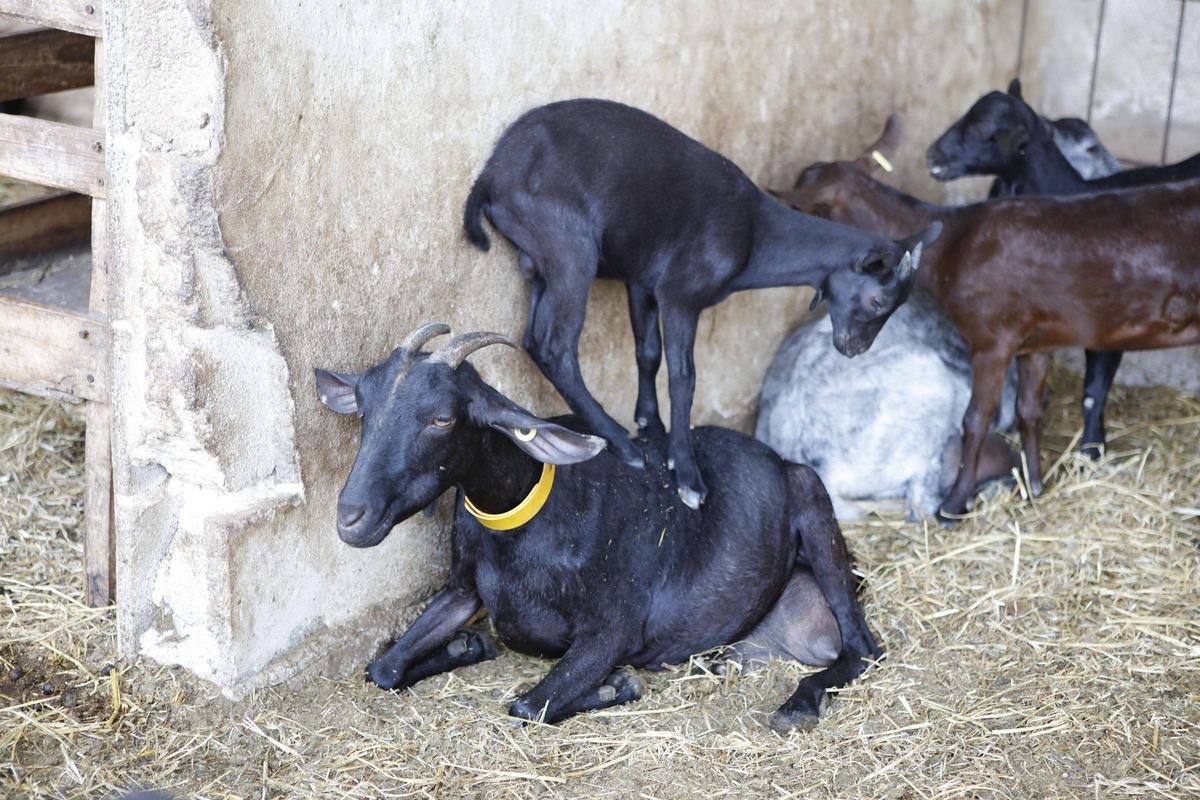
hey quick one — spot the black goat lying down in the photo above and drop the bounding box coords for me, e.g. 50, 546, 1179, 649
315, 323, 881, 729
464, 98, 940, 509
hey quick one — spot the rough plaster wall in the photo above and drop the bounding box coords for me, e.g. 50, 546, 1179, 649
1022, 0, 1200, 398
107, 0, 304, 688
151, 0, 1020, 692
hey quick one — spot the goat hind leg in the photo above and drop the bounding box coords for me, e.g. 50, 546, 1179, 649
660, 304, 706, 508
1016, 353, 1050, 495
526, 272, 644, 468
626, 285, 664, 434
1080, 350, 1123, 459
770, 465, 880, 732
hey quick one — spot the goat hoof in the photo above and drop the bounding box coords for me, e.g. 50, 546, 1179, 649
1079, 443, 1102, 461
934, 509, 959, 527
936, 497, 967, 525
768, 707, 820, 733
636, 417, 665, 436
508, 697, 545, 723
769, 691, 828, 733
447, 636, 469, 658
366, 660, 405, 691
603, 669, 645, 704
678, 485, 705, 510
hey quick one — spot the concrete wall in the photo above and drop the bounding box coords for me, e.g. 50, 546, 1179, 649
110, 0, 1025, 692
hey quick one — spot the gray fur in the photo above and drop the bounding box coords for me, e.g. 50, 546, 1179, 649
756, 289, 1017, 520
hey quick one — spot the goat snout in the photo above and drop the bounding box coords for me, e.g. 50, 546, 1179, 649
925, 147, 954, 181
336, 502, 367, 532
832, 332, 868, 358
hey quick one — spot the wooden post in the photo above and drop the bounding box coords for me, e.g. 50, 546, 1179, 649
83, 37, 112, 607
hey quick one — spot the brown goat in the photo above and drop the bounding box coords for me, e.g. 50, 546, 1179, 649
777, 116, 1200, 519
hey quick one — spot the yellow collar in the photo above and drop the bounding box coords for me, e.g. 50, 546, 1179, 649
463, 463, 556, 531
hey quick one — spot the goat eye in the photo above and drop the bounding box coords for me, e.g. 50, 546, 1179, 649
870, 296, 885, 312
431, 416, 455, 429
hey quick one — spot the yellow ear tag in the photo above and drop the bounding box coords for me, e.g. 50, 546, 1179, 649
514, 427, 538, 442
871, 150, 895, 173
464, 462, 556, 531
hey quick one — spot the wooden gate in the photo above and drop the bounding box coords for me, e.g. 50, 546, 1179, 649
0, 1, 111, 607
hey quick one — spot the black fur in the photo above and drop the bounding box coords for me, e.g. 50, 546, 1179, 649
464, 99, 939, 508
315, 339, 881, 728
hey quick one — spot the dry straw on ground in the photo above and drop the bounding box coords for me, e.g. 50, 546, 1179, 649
2, 368, 1198, 799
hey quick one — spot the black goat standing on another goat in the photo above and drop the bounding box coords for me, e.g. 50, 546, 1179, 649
315, 323, 881, 729
928, 79, 1200, 458
464, 99, 941, 508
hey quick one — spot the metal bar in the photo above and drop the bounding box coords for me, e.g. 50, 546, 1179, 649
1162, 0, 1187, 164
1086, 0, 1108, 125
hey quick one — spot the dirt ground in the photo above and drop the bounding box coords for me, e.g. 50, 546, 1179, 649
2, 368, 1198, 800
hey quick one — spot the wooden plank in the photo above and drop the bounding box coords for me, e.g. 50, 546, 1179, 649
0, 294, 108, 402
0, 112, 104, 197
83, 35, 111, 607
0, 192, 90, 264
0, 29, 94, 102
83, 398, 112, 605
0, 1, 102, 38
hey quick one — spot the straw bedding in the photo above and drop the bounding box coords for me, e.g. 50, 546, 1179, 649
2, 367, 1198, 799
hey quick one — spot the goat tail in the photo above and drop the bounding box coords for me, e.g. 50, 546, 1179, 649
463, 174, 491, 251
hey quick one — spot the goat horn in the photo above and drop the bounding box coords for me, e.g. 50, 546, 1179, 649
431, 331, 516, 368
401, 322, 451, 354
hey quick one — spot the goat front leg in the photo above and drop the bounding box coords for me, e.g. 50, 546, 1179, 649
939, 347, 1012, 521
366, 585, 482, 691
626, 285, 665, 435
509, 635, 627, 724
660, 303, 706, 508
1080, 350, 1122, 459
526, 272, 644, 469
1016, 352, 1050, 495
771, 464, 881, 732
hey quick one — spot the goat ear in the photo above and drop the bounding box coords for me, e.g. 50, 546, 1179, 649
314, 368, 360, 415
854, 113, 902, 172
1007, 78, 1023, 99
493, 420, 607, 465
469, 393, 606, 465
900, 220, 942, 250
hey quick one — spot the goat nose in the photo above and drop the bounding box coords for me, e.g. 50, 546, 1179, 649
337, 503, 366, 529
